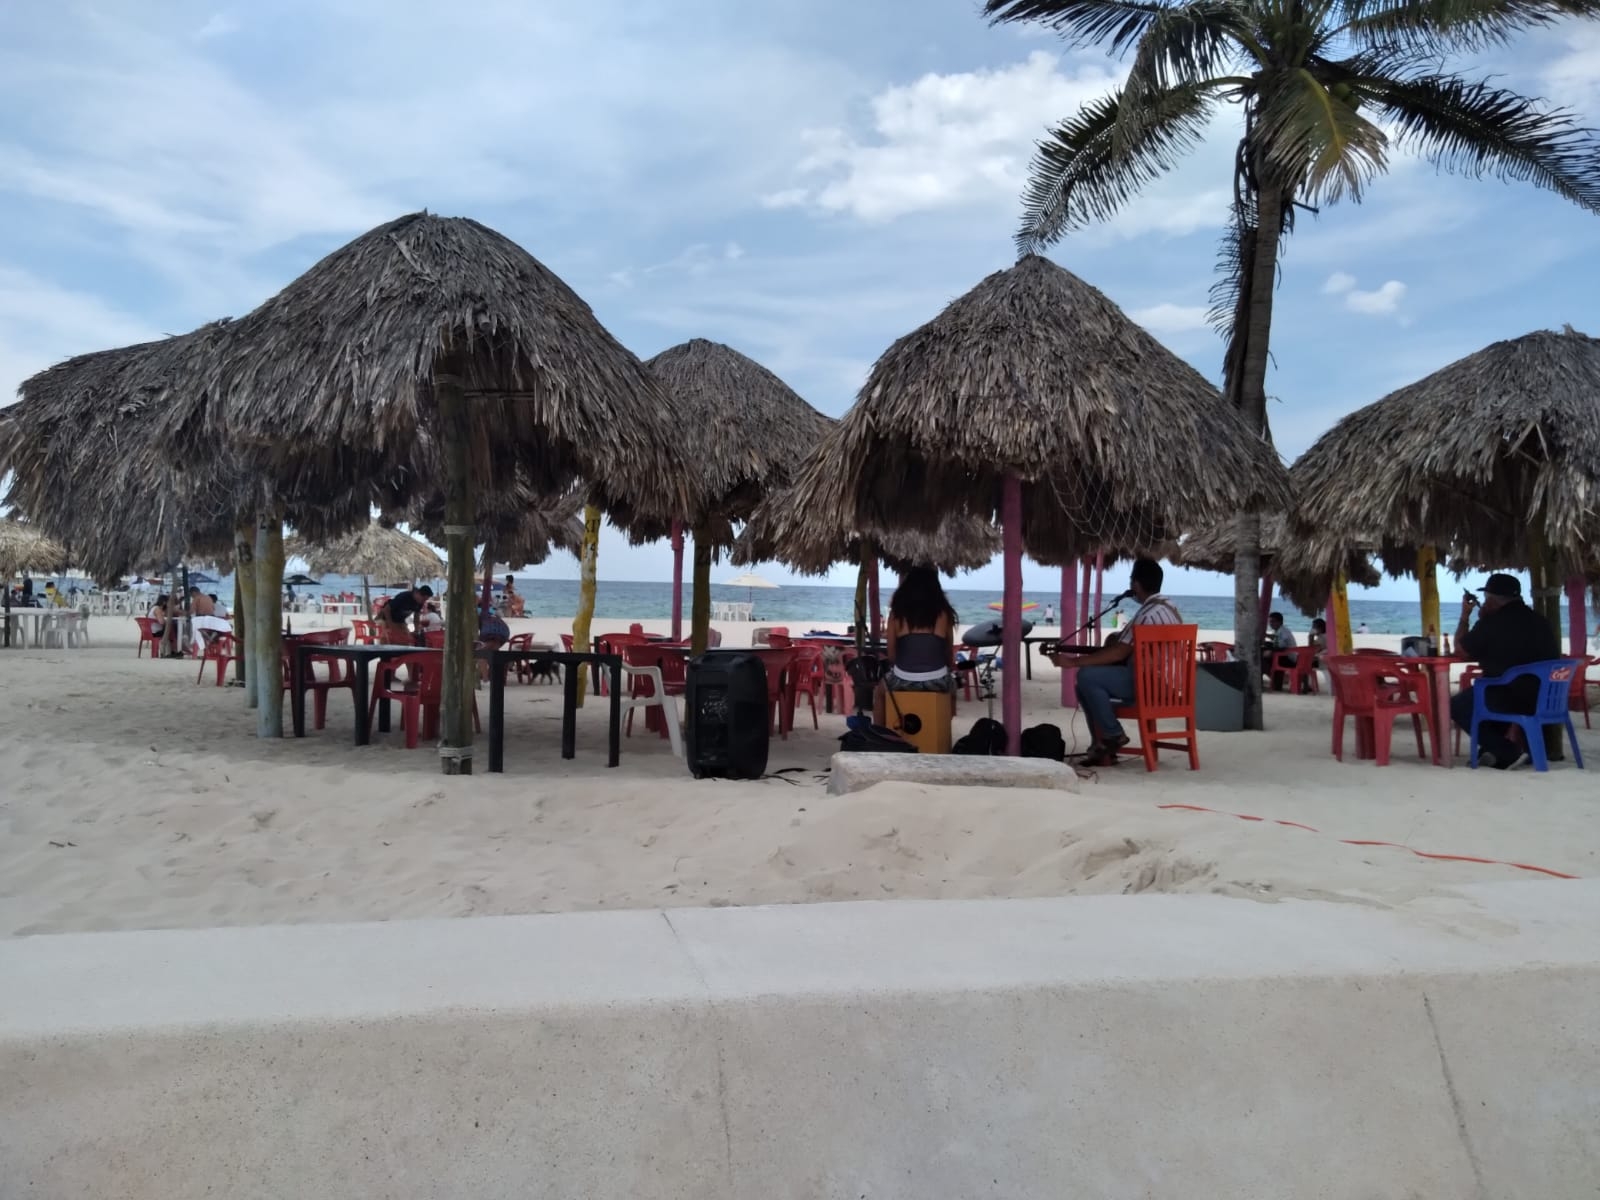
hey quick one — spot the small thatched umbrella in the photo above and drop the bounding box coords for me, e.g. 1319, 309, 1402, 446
0, 519, 69, 648
775, 255, 1288, 751
290, 523, 444, 615
190, 212, 703, 771
1292, 327, 1600, 643
1174, 512, 1381, 618
620, 339, 830, 651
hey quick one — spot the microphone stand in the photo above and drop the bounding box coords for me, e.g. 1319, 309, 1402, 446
1044, 597, 1129, 656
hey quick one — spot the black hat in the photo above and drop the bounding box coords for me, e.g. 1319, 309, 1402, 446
1476, 573, 1521, 599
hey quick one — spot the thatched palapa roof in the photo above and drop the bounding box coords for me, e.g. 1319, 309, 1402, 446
1292, 327, 1600, 574
0, 519, 68, 579
290, 523, 444, 583
605, 339, 829, 546
1174, 512, 1381, 611
771, 255, 1288, 562
193, 212, 704, 530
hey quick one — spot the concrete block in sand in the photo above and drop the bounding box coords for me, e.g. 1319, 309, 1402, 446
827, 751, 1077, 795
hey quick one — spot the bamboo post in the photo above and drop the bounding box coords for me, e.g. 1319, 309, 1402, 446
670, 520, 685, 643
689, 530, 711, 656
1417, 545, 1440, 651
435, 349, 477, 775
233, 522, 254, 694
1001, 475, 1023, 755
254, 506, 284, 737
1059, 563, 1077, 706
867, 556, 882, 642
1330, 572, 1352, 655
572, 503, 602, 705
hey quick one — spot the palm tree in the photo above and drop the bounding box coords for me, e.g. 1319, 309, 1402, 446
984, 0, 1600, 728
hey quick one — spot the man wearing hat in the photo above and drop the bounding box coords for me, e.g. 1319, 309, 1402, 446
1451, 573, 1560, 768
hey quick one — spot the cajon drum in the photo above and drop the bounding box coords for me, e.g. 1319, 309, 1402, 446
889, 688, 953, 754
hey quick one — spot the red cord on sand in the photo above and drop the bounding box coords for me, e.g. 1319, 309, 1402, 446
1156, 804, 1578, 881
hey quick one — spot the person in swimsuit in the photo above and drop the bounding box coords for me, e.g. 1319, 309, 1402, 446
874, 566, 958, 725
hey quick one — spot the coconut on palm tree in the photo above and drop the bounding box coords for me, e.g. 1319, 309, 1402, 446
984, 0, 1600, 726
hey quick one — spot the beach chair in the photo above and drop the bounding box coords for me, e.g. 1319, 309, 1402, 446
195, 632, 241, 687
619, 643, 683, 757
1325, 654, 1431, 765
134, 616, 163, 660
369, 653, 479, 750
1268, 644, 1319, 695
1468, 659, 1584, 771
1111, 624, 1200, 771
789, 646, 825, 729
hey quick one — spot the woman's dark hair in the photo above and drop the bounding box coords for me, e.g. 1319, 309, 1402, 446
888, 566, 957, 630
1311, 618, 1327, 632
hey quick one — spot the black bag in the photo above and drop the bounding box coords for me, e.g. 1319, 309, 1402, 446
1019, 723, 1067, 761
952, 717, 1007, 756
839, 723, 917, 753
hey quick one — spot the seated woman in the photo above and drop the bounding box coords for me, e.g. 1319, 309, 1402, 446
873, 566, 957, 725
148, 594, 169, 635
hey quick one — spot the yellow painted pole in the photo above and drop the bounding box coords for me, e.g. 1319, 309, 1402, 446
571, 504, 602, 707
1417, 545, 1440, 652
1330, 570, 1353, 654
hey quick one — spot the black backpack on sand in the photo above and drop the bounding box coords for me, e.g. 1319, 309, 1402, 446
952, 717, 1007, 756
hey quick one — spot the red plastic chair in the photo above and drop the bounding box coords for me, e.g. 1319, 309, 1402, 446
1112, 624, 1200, 771
300, 628, 356, 731
134, 617, 164, 660
1268, 644, 1319, 695
789, 647, 825, 729
824, 649, 854, 716
368, 653, 479, 749
1569, 659, 1591, 728
620, 643, 687, 739
560, 633, 575, 652
1325, 654, 1432, 765
422, 629, 446, 649
195, 631, 241, 686
350, 619, 379, 645
1199, 641, 1234, 663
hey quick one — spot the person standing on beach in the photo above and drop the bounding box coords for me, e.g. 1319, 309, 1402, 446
382, 584, 432, 645
1452, 574, 1559, 769
1044, 602, 1055, 625
1048, 557, 1181, 766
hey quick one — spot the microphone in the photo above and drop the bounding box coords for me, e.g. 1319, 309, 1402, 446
1112, 589, 1134, 604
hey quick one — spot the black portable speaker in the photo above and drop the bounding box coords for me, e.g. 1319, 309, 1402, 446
685, 651, 770, 780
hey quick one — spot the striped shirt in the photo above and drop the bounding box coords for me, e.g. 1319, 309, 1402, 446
1111, 594, 1182, 644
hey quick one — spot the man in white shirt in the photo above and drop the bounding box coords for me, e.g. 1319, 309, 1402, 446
1049, 558, 1181, 766
1263, 610, 1297, 691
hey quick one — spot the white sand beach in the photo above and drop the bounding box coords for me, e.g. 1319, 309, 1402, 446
1, 613, 1594, 937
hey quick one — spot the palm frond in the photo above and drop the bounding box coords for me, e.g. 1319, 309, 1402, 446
1350, 73, 1600, 213
1336, 0, 1600, 53
984, 0, 1187, 56
1256, 67, 1389, 204
1018, 81, 1219, 251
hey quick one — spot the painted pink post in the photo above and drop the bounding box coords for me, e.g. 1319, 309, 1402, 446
1001, 476, 1024, 755
1258, 569, 1275, 634
1059, 564, 1078, 706
1092, 551, 1105, 644
868, 557, 882, 641
669, 520, 685, 643
1565, 575, 1587, 657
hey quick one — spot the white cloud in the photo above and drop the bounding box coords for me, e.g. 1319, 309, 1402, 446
1344, 280, 1406, 315
195, 13, 239, 39
1322, 271, 1356, 294
0, 266, 162, 405
1130, 302, 1210, 335
1543, 25, 1600, 111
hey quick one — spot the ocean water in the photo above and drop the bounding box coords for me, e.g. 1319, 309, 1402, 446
158, 572, 1526, 636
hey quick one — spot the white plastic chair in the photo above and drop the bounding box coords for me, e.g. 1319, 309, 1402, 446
619, 664, 683, 758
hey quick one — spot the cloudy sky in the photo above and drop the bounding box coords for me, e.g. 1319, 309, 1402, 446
3, 1, 1597, 600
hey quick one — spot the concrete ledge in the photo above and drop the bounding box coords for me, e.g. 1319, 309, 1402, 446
3, 884, 1598, 1199
827, 750, 1078, 795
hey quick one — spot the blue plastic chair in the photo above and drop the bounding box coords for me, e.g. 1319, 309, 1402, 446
1469, 659, 1585, 771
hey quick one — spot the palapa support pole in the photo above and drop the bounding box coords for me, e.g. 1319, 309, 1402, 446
689, 530, 712, 657
436, 349, 477, 775
1233, 510, 1266, 730
1078, 560, 1091, 629
480, 556, 494, 618
235, 524, 256, 702
1092, 551, 1104, 644
1059, 563, 1077, 707
1527, 521, 1562, 642
361, 574, 371, 619
254, 503, 284, 737
1565, 575, 1587, 658
868, 555, 882, 642
1258, 569, 1275, 637
853, 555, 869, 656
1416, 546, 1440, 651
670, 520, 685, 643
2, 569, 10, 650
1001, 475, 1024, 756
1330, 572, 1352, 655
572, 503, 602, 705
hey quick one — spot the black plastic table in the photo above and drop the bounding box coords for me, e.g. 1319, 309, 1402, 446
486, 649, 622, 772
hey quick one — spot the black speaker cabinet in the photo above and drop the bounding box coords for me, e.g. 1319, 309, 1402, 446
685, 651, 770, 779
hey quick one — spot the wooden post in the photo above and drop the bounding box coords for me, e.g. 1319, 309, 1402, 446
1233, 510, 1265, 730
689, 530, 711, 656
853, 555, 869, 655
1258, 568, 1275, 636
1001, 475, 1023, 756
1330, 571, 1352, 655
1059, 563, 1078, 707
1417, 545, 1440, 651
436, 348, 477, 775
1092, 551, 1104, 644
670, 520, 685, 643
233, 522, 255, 696
572, 503, 602, 705
1565, 575, 1588, 657
868, 556, 882, 642
254, 504, 284, 737
1078, 560, 1091, 629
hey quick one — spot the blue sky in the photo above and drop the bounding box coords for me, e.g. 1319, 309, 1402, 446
3, 1, 1597, 600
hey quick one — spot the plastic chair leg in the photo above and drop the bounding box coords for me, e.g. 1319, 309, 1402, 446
1566, 719, 1585, 769
1522, 719, 1550, 771
659, 696, 683, 758
1374, 714, 1394, 766
1411, 713, 1425, 760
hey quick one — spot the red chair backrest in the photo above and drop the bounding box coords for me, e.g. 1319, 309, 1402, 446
1127, 624, 1198, 716
422, 630, 445, 649
205, 632, 237, 659
1324, 654, 1416, 711
560, 633, 575, 652
621, 641, 688, 687
377, 653, 441, 702
507, 632, 534, 651
135, 617, 159, 638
